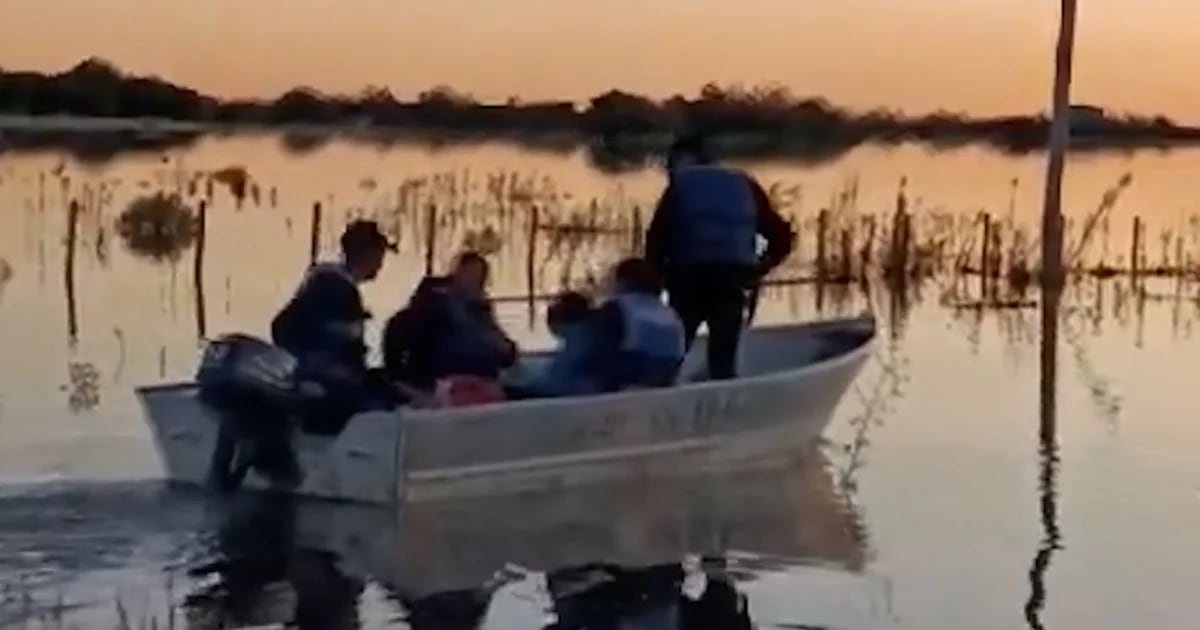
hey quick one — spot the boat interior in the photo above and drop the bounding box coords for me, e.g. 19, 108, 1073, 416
505, 316, 876, 389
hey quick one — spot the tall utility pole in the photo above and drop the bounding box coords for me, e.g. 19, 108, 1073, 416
1041, 0, 1078, 289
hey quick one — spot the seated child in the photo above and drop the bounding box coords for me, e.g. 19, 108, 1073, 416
508, 291, 600, 399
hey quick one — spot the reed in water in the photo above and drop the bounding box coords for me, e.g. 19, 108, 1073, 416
11, 163, 1200, 318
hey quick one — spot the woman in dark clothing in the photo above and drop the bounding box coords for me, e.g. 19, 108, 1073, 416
382, 275, 447, 390
384, 252, 517, 392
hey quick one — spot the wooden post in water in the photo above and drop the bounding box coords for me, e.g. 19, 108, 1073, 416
889, 207, 911, 283
424, 203, 437, 276
193, 200, 208, 340
527, 204, 539, 328
981, 212, 993, 297
1130, 215, 1142, 288
1039, 0, 1077, 291
309, 202, 322, 265
630, 206, 643, 255
840, 228, 853, 281
815, 209, 829, 280
64, 199, 80, 346
861, 215, 877, 273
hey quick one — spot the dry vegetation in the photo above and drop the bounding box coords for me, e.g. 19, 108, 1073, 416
13, 160, 1200, 318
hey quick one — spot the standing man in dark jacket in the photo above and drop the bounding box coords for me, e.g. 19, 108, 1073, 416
645, 135, 795, 380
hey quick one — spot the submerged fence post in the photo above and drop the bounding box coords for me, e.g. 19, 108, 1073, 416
65, 199, 80, 347
981, 212, 993, 297
888, 207, 911, 282
861, 215, 877, 273
840, 228, 853, 281
309, 202, 322, 265
630, 205, 643, 255
527, 204, 539, 328
1130, 215, 1142, 287
816, 209, 829, 280
194, 199, 208, 340
424, 203, 437, 276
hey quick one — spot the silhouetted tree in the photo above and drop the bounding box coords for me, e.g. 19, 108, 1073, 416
271, 88, 338, 123
0, 58, 1195, 162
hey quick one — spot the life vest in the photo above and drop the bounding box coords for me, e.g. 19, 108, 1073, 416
587, 292, 684, 391
614, 292, 686, 361
668, 165, 758, 267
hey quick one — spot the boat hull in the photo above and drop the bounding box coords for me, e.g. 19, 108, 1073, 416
136, 315, 875, 504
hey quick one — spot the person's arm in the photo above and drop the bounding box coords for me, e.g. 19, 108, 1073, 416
644, 184, 676, 275
389, 292, 444, 389
382, 310, 411, 381
746, 176, 796, 275
277, 272, 365, 365
319, 274, 371, 367
481, 302, 519, 368
589, 302, 626, 392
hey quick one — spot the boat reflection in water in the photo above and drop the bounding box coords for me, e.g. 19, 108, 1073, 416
183, 450, 880, 629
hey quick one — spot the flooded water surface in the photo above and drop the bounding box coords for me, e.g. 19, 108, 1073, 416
2, 137, 1200, 629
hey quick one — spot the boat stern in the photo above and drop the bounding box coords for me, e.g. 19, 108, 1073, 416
135, 383, 222, 487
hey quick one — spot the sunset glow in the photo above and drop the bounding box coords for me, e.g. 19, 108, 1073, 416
2, 0, 1198, 119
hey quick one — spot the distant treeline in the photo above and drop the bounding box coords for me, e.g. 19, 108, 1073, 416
3, 58, 1200, 170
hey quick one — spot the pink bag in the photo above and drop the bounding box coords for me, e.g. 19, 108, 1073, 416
434, 375, 507, 407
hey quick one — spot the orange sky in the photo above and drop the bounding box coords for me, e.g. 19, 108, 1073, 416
2, 0, 1199, 120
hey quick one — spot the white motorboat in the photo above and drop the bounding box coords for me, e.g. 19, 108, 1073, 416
137, 315, 876, 504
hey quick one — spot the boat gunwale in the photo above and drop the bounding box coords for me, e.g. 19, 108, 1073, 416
134, 315, 876, 416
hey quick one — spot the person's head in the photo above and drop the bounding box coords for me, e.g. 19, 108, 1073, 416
450, 251, 490, 298
547, 291, 593, 336
665, 134, 714, 173
339, 220, 396, 282
611, 258, 663, 296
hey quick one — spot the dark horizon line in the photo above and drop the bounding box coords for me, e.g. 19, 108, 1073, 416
0, 56, 1191, 124
1, 57, 1195, 129
4, 57, 1200, 169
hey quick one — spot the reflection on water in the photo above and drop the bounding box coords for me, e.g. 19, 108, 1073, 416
3, 140, 1200, 628
115, 193, 198, 263
185, 493, 364, 630
0, 256, 12, 303
210, 166, 251, 208
0, 446, 885, 627
180, 451, 875, 630
64, 361, 100, 413
832, 334, 907, 499
1025, 273, 1063, 629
